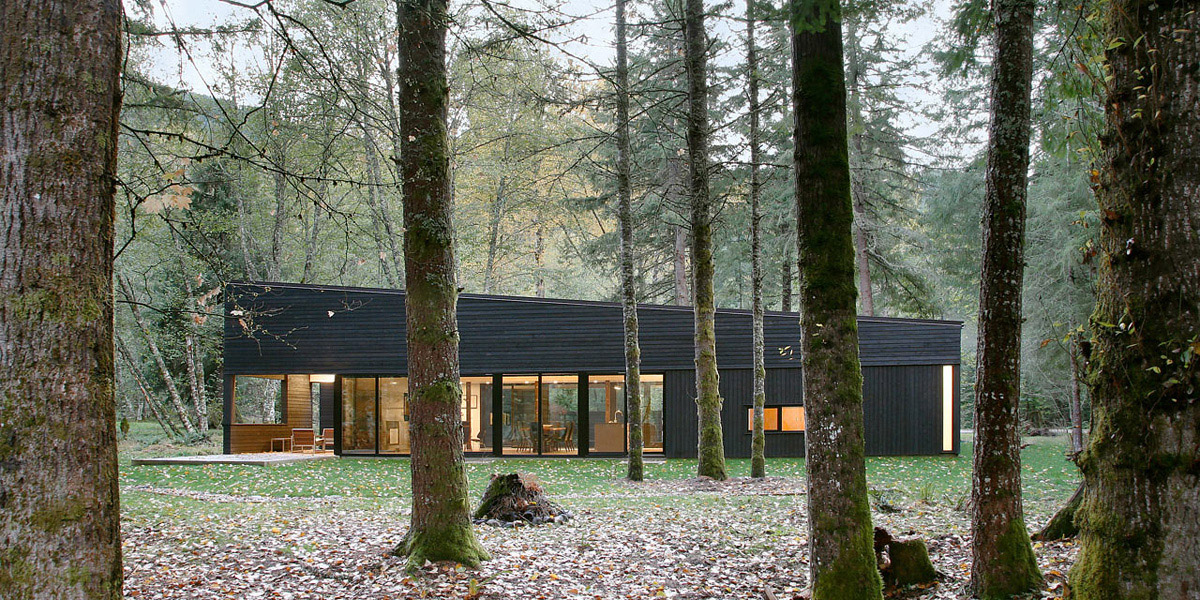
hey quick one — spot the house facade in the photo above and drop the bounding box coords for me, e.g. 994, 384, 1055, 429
223, 281, 962, 458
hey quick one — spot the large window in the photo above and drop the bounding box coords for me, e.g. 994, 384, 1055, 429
588, 375, 626, 453
747, 406, 806, 432
502, 375, 539, 455
233, 375, 286, 424
541, 375, 578, 455
342, 377, 377, 454
462, 376, 492, 452
379, 377, 409, 454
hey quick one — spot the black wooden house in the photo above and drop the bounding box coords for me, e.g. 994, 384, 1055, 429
223, 281, 962, 458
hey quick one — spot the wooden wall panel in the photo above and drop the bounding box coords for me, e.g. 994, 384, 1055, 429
227, 374, 314, 454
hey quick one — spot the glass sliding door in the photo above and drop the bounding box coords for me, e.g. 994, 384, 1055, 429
588, 375, 626, 453
641, 374, 665, 453
502, 375, 539, 455
341, 377, 377, 454
540, 375, 578, 455
378, 377, 409, 454
461, 376, 492, 453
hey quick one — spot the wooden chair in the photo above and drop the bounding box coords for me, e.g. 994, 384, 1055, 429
291, 428, 316, 453
562, 421, 575, 451
315, 428, 334, 452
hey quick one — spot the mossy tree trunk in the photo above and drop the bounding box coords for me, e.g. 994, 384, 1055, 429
392, 0, 489, 570
0, 0, 124, 597
968, 0, 1042, 597
1069, 1, 1200, 596
746, 0, 767, 480
789, 1, 882, 597
684, 0, 727, 482
615, 0, 644, 482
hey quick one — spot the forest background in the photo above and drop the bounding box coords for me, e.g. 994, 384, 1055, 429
116, 0, 1102, 439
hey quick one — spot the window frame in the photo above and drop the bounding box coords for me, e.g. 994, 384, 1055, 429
746, 404, 806, 433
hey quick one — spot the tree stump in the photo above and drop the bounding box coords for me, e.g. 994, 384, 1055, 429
874, 528, 938, 587
473, 473, 572, 526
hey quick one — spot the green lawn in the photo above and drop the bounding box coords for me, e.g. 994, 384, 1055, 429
119, 423, 1079, 518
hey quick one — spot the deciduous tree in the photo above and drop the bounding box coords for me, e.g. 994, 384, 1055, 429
391, 0, 489, 569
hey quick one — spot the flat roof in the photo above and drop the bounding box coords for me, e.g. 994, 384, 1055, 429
228, 280, 965, 327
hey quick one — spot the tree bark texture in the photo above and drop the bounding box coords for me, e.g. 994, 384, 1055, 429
1069, 2, 1200, 597
615, 0, 644, 482
673, 224, 689, 307
790, 2, 882, 597
747, 1, 767, 479
969, 0, 1042, 597
0, 0, 124, 597
781, 248, 792, 312
393, 0, 489, 570
684, 0, 727, 481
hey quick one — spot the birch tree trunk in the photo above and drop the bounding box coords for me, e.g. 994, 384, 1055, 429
614, 0, 644, 482
118, 275, 197, 435
969, 0, 1042, 596
747, 0, 767, 479
684, 0, 727, 481
790, 1, 882, 596
1069, 2, 1200, 596
0, 1, 123, 596
392, 0, 489, 570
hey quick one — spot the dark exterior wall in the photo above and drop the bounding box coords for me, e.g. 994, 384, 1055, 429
664, 366, 953, 458
225, 282, 961, 376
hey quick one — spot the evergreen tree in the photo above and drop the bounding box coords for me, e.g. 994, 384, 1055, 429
1069, 1, 1200, 595
0, 0, 124, 596
968, 0, 1043, 595
684, 0, 728, 481
790, 0, 882, 597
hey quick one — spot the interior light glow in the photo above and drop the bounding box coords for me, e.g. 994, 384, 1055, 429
942, 365, 954, 452
310, 374, 336, 383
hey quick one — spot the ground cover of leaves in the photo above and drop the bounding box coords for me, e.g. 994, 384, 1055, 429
121, 437, 1080, 599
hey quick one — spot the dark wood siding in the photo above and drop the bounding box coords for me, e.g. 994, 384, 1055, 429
664, 366, 947, 458
225, 282, 961, 376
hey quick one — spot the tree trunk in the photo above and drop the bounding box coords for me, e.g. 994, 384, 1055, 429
0, 1, 123, 596
615, 0, 644, 482
117, 335, 182, 439
673, 224, 689, 306
1067, 336, 1084, 456
118, 275, 197, 435
747, 1, 766, 479
483, 175, 508, 294
781, 247, 792, 312
392, 0, 489, 570
534, 218, 546, 298
790, 1, 882, 597
267, 159, 287, 282
969, 0, 1042, 596
1069, 2, 1200, 597
684, 0, 726, 481
171, 232, 209, 434
844, 15, 875, 317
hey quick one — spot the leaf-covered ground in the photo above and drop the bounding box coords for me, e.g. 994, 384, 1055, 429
120, 436, 1080, 599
